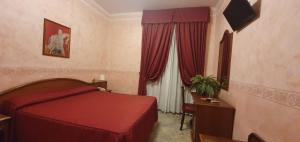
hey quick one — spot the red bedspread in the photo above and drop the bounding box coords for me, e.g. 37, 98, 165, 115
3, 86, 158, 142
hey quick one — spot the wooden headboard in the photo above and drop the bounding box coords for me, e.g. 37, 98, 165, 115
0, 78, 91, 105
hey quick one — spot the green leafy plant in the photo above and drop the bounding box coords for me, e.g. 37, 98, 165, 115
191, 75, 222, 98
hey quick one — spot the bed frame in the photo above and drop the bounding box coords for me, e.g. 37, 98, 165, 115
0, 78, 91, 105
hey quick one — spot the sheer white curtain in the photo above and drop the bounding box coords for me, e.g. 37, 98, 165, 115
147, 29, 192, 113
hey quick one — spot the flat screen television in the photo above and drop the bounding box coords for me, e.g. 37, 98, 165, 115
223, 0, 257, 31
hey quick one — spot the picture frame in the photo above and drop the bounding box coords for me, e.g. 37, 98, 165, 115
43, 18, 71, 58
217, 30, 233, 91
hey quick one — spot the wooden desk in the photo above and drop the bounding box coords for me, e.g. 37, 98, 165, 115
192, 94, 235, 142
200, 134, 243, 142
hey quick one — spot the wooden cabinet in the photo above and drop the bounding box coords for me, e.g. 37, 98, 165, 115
192, 94, 235, 142
0, 114, 11, 142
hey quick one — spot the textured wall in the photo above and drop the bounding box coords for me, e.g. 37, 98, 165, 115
211, 0, 300, 141
0, 0, 109, 91
104, 15, 142, 94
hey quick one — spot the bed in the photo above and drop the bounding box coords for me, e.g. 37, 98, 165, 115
0, 78, 158, 142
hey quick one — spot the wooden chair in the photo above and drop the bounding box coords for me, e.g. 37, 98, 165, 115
180, 86, 195, 130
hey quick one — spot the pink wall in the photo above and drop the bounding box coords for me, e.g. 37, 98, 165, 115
0, 0, 109, 91
103, 14, 143, 94
211, 0, 300, 141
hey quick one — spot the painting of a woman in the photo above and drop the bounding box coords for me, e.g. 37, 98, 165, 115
43, 19, 71, 58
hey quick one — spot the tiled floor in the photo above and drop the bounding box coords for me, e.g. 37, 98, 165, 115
150, 111, 192, 142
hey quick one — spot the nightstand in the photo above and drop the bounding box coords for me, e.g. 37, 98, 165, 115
0, 114, 11, 142
90, 80, 112, 92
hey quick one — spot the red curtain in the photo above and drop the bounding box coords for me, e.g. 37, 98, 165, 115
138, 7, 209, 95
142, 9, 174, 24
176, 23, 208, 86
175, 8, 210, 86
138, 10, 174, 96
173, 7, 210, 22
138, 23, 174, 95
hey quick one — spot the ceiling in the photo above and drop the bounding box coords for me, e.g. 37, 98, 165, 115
94, 0, 219, 14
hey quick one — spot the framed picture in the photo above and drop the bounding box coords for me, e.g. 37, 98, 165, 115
43, 18, 71, 58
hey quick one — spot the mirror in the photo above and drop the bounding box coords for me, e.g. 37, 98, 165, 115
217, 30, 233, 90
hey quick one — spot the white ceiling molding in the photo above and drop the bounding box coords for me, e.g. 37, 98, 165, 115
81, 0, 143, 20
94, 0, 218, 14
110, 12, 143, 21
212, 0, 228, 15
81, 0, 110, 18
81, 0, 219, 21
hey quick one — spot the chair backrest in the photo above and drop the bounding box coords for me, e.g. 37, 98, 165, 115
248, 133, 265, 142
181, 86, 185, 105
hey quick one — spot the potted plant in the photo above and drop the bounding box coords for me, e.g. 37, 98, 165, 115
191, 75, 222, 100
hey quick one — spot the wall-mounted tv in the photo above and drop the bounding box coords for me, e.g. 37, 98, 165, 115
223, 0, 257, 31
